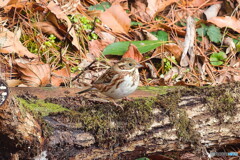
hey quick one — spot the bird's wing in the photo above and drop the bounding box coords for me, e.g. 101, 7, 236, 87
93, 68, 118, 84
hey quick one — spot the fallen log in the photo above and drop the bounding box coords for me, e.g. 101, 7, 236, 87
0, 83, 240, 159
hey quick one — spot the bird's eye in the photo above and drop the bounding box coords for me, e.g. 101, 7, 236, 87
129, 63, 133, 66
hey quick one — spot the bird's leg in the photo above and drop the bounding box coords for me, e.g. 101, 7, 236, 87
108, 98, 124, 110
123, 97, 132, 101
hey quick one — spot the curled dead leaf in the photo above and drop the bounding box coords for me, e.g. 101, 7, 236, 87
204, 3, 221, 20
51, 67, 72, 87
122, 44, 143, 62
146, 0, 178, 18
208, 16, 240, 33
47, 1, 81, 50
15, 62, 51, 87
0, 27, 37, 58
33, 22, 64, 40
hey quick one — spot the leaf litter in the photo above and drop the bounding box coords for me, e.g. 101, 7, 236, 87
0, 0, 239, 87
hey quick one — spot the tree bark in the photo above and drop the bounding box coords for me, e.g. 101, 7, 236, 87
0, 83, 240, 160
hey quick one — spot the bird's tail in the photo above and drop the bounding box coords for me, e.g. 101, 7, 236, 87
76, 88, 93, 94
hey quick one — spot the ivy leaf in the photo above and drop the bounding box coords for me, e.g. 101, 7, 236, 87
88, 2, 111, 11
207, 25, 222, 43
210, 52, 227, 66
151, 30, 168, 41
103, 40, 166, 55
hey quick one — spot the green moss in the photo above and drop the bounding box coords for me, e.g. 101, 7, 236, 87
156, 89, 200, 145
17, 98, 70, 117
58, 97, 155, 147
206, 89, 238, 119
138, 86, 183, 95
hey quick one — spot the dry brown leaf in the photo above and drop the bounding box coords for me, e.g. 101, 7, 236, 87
164, 43, 182, 62
130, 1, 151, 21
33, 22, 64, 40
146, 0, 178, 18
208, 16, 240, 33
180, 16, 196, 67
51, 67, 72, 87
122, 44, 143, 62
100, 4, 131, 34
0, 0, 19, 7
0, 27, 37, 58
204, 3, 221, 20
88, 40, 111, 58
15, 62, 51, 87
47, 1, 81, 50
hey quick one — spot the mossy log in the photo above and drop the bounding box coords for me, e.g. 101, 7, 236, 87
0, 83, 240, 159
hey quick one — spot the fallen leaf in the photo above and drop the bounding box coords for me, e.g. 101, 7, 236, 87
33, 22, 64, 40
146, 0, 178, 18
164, 43, 182, 62
47, 1, 81, 50
122, 44, 143, 62
100, 4, 131, 33
88, 40, 111, 57
0, 27, 37, 58
208, 16, 240, 33
180, 16, 196, 67
204, 3, 221, 20
0, 0, 18, 7
14, 62, 51, 87
130, 1, 151, 21
6, 79, 22, 87
51, 67, 72, 86
145, 62, 157, 78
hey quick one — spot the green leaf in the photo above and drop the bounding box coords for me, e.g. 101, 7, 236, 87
151, 30, 168, 41
196, 23, 208, 36
236, 41, 240, 52
103, 40, 166, 55
210, 52, 227, 66
207, 25, 222, 43
131, 21, 143, 26
88, 2, 111, 11
135, 157, 150, 160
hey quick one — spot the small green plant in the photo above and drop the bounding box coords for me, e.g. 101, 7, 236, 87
43, 34, 57, 47
197, 24, 222, 43
151, 30, 168, 41
69, 15, 98, 40
210, 51, 227, 66
163, 56, 177, 72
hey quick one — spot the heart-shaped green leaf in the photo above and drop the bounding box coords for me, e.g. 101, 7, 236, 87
210, 52, 227, 66
103, 40, 166, 55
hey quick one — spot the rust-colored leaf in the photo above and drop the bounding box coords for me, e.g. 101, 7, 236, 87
122, 44, 143, 62
33, 22, 64, 40
100, 4, 131, 34
208, 16, 240, 33
15, 62, 51, 87
146, 0, 178, 18
51, 67, 72, 87
0, 0, 18, 7
0, 27, 37, 58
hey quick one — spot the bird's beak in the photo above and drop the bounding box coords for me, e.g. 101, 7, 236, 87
137, 64, 144, 68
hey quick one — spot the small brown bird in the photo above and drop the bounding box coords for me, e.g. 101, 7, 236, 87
77, 58, 141, 99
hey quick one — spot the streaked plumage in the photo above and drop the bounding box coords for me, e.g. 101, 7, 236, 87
77, 58, 140, 99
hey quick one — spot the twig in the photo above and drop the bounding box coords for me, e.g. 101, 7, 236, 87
60, 25, 74, 64
71, 60, 97, 82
